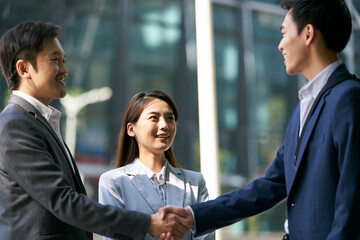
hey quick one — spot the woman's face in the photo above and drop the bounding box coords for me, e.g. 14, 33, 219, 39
127, 98, 177, 158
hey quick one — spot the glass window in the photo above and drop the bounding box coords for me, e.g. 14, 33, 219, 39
213, 5, 240, 175
129, 0, 182, 97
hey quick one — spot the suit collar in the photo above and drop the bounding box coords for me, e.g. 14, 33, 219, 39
9, 95, 66, 154
125, 158, 182, 176
9, 94, 55, 134
166, 164, 186, 207
125, 160, 185, 212
12, 90, 55, 119
9, 94, 38, 114
125, 160, 165, 212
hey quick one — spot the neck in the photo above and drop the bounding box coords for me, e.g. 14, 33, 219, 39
303, 44, 339, 81
138, 153, 165, 173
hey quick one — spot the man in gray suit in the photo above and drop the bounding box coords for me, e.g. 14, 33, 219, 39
0, 21, 190, 240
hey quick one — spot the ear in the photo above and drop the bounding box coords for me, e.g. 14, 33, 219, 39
127, 122, 136, 137
16, 60, 31, 79
304, 24, 315, 46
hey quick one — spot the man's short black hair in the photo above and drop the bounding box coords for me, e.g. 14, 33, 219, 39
280, 0, 352, 53
0, 21, 61, 91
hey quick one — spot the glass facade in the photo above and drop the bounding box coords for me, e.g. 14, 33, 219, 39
1, 0, 359, 238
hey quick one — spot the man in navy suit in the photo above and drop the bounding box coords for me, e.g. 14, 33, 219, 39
160, 0, 360, 239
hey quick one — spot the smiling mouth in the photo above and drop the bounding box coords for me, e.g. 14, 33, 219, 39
56, 76, 66, 85
157, 134, 169, 139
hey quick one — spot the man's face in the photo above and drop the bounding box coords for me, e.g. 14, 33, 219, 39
278, 11, 309, 75
24, 37, 68, 105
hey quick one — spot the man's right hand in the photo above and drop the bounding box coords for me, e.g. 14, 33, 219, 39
148, 206, 194, 240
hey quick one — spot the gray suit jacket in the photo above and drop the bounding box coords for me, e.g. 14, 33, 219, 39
99, 159, 215, 240
0, 95, 150, 240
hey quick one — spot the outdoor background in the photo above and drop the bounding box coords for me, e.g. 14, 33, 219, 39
1, 0, 359, 239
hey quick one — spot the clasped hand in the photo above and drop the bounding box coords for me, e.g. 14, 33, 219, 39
148, 206, 194, 240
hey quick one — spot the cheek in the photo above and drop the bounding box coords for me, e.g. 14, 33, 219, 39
170, 126, 177, 140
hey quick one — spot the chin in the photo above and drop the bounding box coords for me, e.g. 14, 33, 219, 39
286, 68, 298, 75
60, 91, 67, 98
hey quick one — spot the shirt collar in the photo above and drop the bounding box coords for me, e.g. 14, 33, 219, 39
12, 90, 62, 140
135, 158, 167, 179
298, 60, 342, 101
12, 90, 62, 121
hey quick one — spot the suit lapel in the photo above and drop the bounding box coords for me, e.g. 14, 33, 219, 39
293, 97, 326, 175
287, 95, 327, 195
126, 161, 165, 213
10, 95, 68, 154
8, 95, 86, 194
63, 142, 87, 194
166, 165, 185, 207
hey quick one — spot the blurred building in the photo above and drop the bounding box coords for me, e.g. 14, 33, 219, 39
1, 0, 359, 237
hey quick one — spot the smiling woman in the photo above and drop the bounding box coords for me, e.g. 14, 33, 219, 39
98, 90, 215, 240
126, 98, 177, 172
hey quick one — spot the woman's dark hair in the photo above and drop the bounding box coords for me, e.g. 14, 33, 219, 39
115, 90, 180, 168
280, 0, 352, 53
0, 21, 61, 90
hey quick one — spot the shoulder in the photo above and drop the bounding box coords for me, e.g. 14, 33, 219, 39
327, 78, 360, 104
180, 168, 204, 178
99, 167, 128, 183
170, 166, 205, 183
1, 102, 28, 122
327, 65, 360, 97
0, 103, 39, 137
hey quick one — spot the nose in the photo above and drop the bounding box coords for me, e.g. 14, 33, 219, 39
278, 39, 284, 51
59, 61, 68, 76
159, 117, 168, 130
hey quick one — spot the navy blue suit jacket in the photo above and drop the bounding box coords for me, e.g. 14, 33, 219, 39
191, 64, 360, 240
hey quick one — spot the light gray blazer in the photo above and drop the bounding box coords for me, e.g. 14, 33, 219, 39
99, 160, 215, 240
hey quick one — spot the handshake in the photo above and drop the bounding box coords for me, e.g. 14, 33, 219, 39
148, 206, 194, 240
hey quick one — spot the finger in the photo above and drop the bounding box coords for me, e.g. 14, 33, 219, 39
167, 208, 193, 230
159, 232, 173, 240
165, 213, 190, 237
160, 232, 174, 240
158, 206, 167, 219
158, 233, 167, 240
166, 232, 173, 240
160, 205, 187, 219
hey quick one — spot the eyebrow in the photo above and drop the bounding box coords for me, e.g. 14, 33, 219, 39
146, 111, 174, 115
49, 51, 66, 58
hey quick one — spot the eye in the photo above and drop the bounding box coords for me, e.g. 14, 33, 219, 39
167, 115, 175, 121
